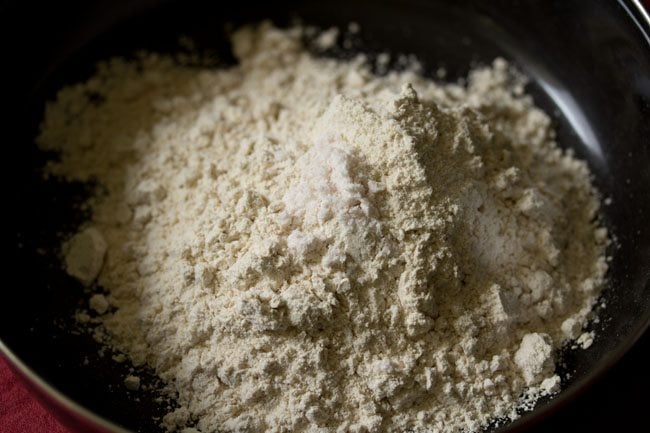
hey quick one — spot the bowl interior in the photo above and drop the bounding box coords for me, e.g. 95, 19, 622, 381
2, 0, 650, 432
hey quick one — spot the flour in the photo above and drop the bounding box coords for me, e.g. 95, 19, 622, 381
89, 294, 110, 315
42, 23, 608, 433
124, 374, 141, 391
63, 227, 107, 286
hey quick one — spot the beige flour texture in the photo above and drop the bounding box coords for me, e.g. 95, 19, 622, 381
38, 23, 608, 433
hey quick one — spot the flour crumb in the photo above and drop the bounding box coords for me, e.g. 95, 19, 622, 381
124, 375, 141, 391
89, 294, 110, 314
561, 317, 582, 340
514, 333, 556, 385
63, 227, 107, 286
577, 331, 595, 349
74, 311, 91, 324
315, 27, 339, 49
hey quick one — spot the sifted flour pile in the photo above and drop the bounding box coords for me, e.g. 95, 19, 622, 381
39, 23, 608, 433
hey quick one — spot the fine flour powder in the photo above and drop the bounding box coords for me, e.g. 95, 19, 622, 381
39, 23, 608, 433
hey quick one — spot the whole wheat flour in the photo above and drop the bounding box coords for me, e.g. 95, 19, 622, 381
38, 23, 608, 433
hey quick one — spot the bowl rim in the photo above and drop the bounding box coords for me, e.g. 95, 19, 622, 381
0, 340, 130, 433
1, 0, 649, 432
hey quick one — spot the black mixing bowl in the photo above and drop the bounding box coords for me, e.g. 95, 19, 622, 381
2, 0, 649, 432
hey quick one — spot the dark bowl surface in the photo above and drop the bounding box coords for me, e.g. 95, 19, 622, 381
1, 1, 649, 432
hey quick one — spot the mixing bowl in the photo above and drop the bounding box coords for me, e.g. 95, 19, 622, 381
2, 0, 649, 432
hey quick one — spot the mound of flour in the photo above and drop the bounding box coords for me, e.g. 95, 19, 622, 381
38, 23, 608, 433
